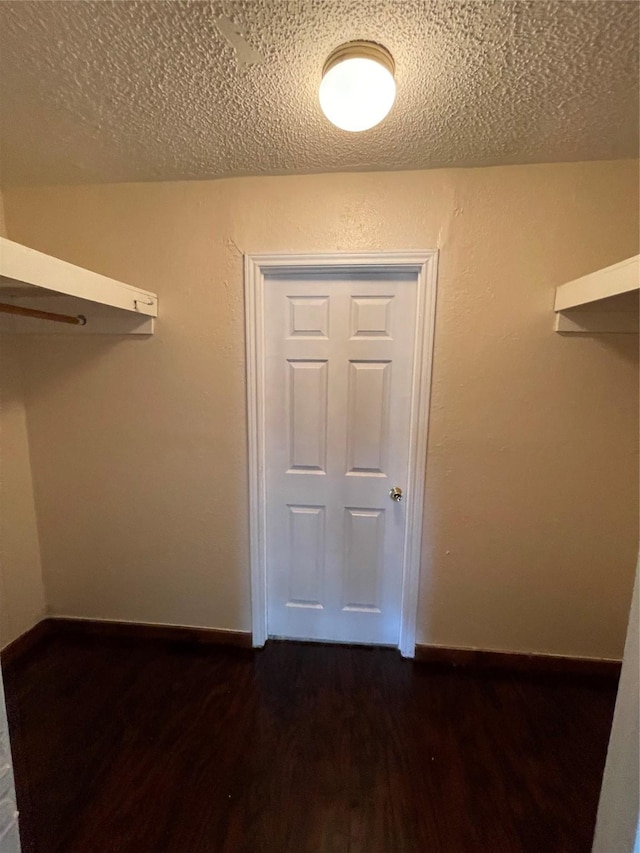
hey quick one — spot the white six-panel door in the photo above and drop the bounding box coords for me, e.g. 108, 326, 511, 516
246, 253, 438, 655
264, 270, 418, 646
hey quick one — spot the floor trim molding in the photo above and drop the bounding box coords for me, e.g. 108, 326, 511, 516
414, 643, 621, 677
2, 621, 621, 678
1, 617, 252, 667
1, 619, 53, 668
51, 617, 253, 648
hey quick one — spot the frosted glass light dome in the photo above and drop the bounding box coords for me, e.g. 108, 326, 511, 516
319, 41, 396, 132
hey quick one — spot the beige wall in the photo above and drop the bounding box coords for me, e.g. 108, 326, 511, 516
0, 192, 46, 648
3, 160, 638, 658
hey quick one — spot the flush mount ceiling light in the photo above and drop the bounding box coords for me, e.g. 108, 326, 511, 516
319, 41, 396, 132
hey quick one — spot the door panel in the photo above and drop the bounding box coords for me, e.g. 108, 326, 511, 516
350, 296, 393, 339
287, 360, 328, 473
342, 507, 385, 612
288, 296, 329, 339
264, 271, 417, 646
286, 505, 325, 608
346, 360, 391, 475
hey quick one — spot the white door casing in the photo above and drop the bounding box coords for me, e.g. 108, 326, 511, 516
245, 253, 438, 657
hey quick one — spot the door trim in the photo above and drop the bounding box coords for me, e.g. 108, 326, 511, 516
244, 252, 439, 657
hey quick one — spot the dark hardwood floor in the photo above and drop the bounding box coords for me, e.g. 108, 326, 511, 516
3, 635, 617, 853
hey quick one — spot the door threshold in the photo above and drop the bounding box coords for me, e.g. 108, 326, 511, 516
267, 636, 399, 651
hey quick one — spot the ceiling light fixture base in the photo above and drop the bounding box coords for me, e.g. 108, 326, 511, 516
322, 41, 395, 78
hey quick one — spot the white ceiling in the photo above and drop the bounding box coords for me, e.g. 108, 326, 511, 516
0, 0, 637, 187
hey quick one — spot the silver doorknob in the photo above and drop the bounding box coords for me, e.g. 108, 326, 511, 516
389, 487, 403, 502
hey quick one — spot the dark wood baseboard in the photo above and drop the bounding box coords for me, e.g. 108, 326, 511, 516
1, 619, 54, 669
3, 620, 620, 678
414, 643, 621, 678
50, 617, 253, 649
2, 617, 252, 667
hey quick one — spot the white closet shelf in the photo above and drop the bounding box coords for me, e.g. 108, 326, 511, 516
0, 237, 158, 335
554, 255, 639, 334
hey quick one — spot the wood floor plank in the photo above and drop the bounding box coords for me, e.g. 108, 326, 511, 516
3, 637, 616, 853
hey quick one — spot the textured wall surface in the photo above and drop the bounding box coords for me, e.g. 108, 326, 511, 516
0, 339, 46, 649
0, 0, 637, 186
3, 160, 639, 659
0, 194, 46, 649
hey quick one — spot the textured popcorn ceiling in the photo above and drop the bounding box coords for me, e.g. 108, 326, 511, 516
0, 0, 638, 187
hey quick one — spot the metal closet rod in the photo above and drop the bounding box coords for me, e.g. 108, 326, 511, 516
0, 302, 87, 326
